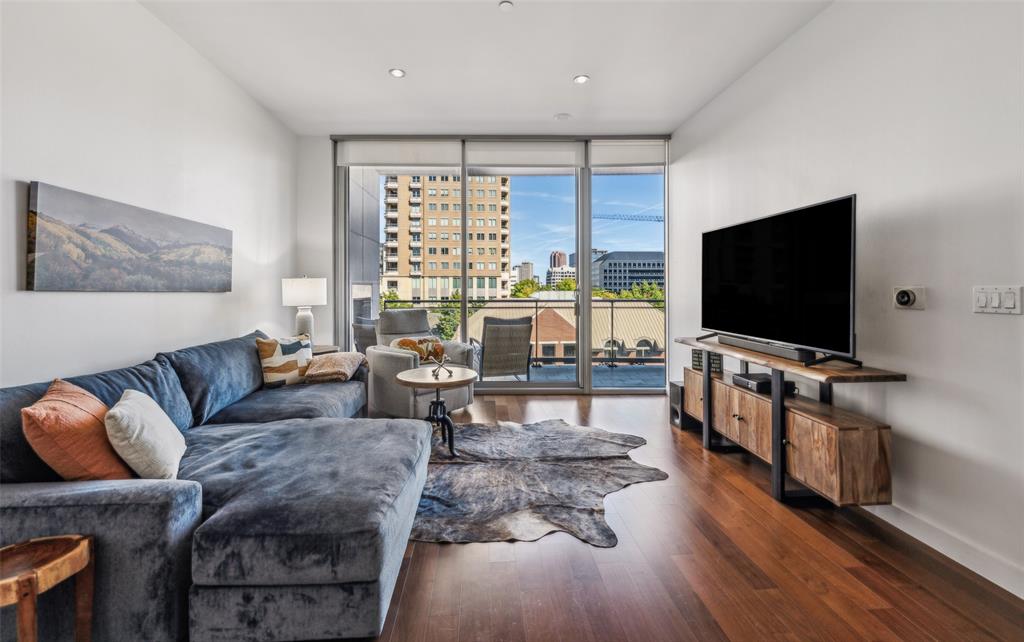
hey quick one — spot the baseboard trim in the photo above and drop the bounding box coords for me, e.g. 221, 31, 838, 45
861, 504, 1024, 599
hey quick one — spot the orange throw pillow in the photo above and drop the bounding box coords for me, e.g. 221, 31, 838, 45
21, 380, 134, 481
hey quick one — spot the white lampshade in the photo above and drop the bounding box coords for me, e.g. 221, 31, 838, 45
281, 277, 327, 307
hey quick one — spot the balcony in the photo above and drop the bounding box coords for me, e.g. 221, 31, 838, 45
385, 210, 399, 219
409, 240, 422, 248
377, 297, 666, 388
385, 180, 398, 190
410, 180, 422, 189
501, 199, 509, 207
409, 196, 422, 205
385, 196, 399, 205
501, 183, 510, 194
409, 255, 422, 262
385, 224, 399, 233
385, 239, 399, 248
409, 211, 422, 219
501, 242, 510, 249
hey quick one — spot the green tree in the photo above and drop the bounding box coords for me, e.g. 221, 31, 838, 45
380, 289, 411, 311
511, 278, 542, 298
554, 278, 577, 291
617, 281, 665, 308
433, 291, 461, 340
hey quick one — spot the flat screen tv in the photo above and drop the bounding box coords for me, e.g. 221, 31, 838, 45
701, 195, 856, 358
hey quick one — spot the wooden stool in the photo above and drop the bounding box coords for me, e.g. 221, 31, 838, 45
0, 535, 94, 642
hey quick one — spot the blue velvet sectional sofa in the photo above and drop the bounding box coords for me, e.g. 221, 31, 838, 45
0, 331, 432, 642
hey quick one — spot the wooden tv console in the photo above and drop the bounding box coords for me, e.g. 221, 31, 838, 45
675, 336, 907, 506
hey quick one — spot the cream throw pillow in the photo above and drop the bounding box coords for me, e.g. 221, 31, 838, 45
104, 390, 186, 479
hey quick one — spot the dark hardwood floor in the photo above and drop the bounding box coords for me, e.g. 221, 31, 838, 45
374, 395, 1024, 642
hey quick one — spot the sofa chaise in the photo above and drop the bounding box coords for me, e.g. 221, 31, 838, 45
0, 331, 432, 642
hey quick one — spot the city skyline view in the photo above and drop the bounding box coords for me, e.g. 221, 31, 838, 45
376, 171, 665, 298
505, 173, 665, 280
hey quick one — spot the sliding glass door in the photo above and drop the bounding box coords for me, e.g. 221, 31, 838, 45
464, 168, 579, 387
589, 166, 666, 389
336, 138, 666, 393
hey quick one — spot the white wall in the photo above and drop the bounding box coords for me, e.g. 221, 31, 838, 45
669, 2, 1023, 596
295, 136, 336, 345
0, 1, 299, 385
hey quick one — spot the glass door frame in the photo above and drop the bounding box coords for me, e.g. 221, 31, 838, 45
332, 135, 669, 395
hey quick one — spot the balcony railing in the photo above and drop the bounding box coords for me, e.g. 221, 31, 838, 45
379, 297, 666, 386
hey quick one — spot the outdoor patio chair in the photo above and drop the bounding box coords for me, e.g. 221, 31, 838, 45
471, 316, 534, 381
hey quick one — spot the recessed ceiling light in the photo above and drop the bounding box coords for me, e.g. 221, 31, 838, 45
498, 1, 514, 12
573, 74, 590, 85
388, 68, 406, 78
553, 112, 572, 120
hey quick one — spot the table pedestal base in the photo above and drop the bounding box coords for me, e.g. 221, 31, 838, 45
426, 389, 457, 456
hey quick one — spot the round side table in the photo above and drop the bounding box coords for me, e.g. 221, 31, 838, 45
396, 366, 477, 456
0, 535, 94, 642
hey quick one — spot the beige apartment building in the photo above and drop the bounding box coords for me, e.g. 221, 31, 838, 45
382, 174, 510, 301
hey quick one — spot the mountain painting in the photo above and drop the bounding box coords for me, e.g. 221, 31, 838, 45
26, 182, 232, 292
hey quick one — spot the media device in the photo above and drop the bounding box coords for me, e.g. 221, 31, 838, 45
702, 195, 857, 364
731, 373, 797, 396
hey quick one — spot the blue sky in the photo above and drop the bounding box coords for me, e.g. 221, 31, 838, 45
508, 173, 665, 273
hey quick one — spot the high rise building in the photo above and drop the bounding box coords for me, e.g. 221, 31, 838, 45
592, 251, 665, 292
381, 174, 511, 301
519, 261, 534, 283
570, 248, 607, 268
549, 251, 567, 268
546, 265, 576, 287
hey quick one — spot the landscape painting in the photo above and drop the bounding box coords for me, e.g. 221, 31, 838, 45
26, 182, 232, 292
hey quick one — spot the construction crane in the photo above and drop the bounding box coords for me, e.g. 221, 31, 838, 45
592, 212, 664, 223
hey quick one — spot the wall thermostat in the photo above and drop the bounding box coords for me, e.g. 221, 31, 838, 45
893, 286, 926, 310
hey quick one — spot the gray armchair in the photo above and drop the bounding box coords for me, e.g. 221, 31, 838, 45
366, 309, 479, 418
351, 316, 377, 354
471, 316, 534, 381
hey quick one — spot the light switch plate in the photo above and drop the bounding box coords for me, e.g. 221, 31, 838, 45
973, 286, 1022, 314
893, 286, 926, 310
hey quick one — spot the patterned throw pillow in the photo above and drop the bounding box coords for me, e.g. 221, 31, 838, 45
257, 334, 313, 387
390, 337, 445, 362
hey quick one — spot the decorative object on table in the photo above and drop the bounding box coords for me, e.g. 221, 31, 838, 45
690, 349, 723, 373
103, 390, 187, 480
20, 380, 133, 481
395, 366, 478, 456
426, 355, 453, 379
412, 418, 668, 547
1, 535, 95, 642
390, 336, 445, 362
256, 334, 313, 387
281, 276, 327, 339
312, 344, 340, 356
471, 316, 534, 381
26, 181, 231, 292
304, 352, 366, 383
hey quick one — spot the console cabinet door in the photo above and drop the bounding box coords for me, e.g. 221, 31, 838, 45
745, 395, 772, 461
683, 368, 703, 419
730, 388, 758, 450
785, 414, 839, 502
712, 380, 731, 438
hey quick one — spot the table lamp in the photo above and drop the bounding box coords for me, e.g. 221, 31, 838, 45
281, 277, 327, 340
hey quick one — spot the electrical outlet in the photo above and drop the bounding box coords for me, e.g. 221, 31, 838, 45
893, 286, 926, 310
973, 286, 1022, 315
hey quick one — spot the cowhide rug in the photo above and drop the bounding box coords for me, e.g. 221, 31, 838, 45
411, 418, 668, 547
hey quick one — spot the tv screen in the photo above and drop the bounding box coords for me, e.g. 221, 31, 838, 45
701, 195, 856, 357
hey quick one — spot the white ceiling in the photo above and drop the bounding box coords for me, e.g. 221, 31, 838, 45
142, 0, 827, 136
